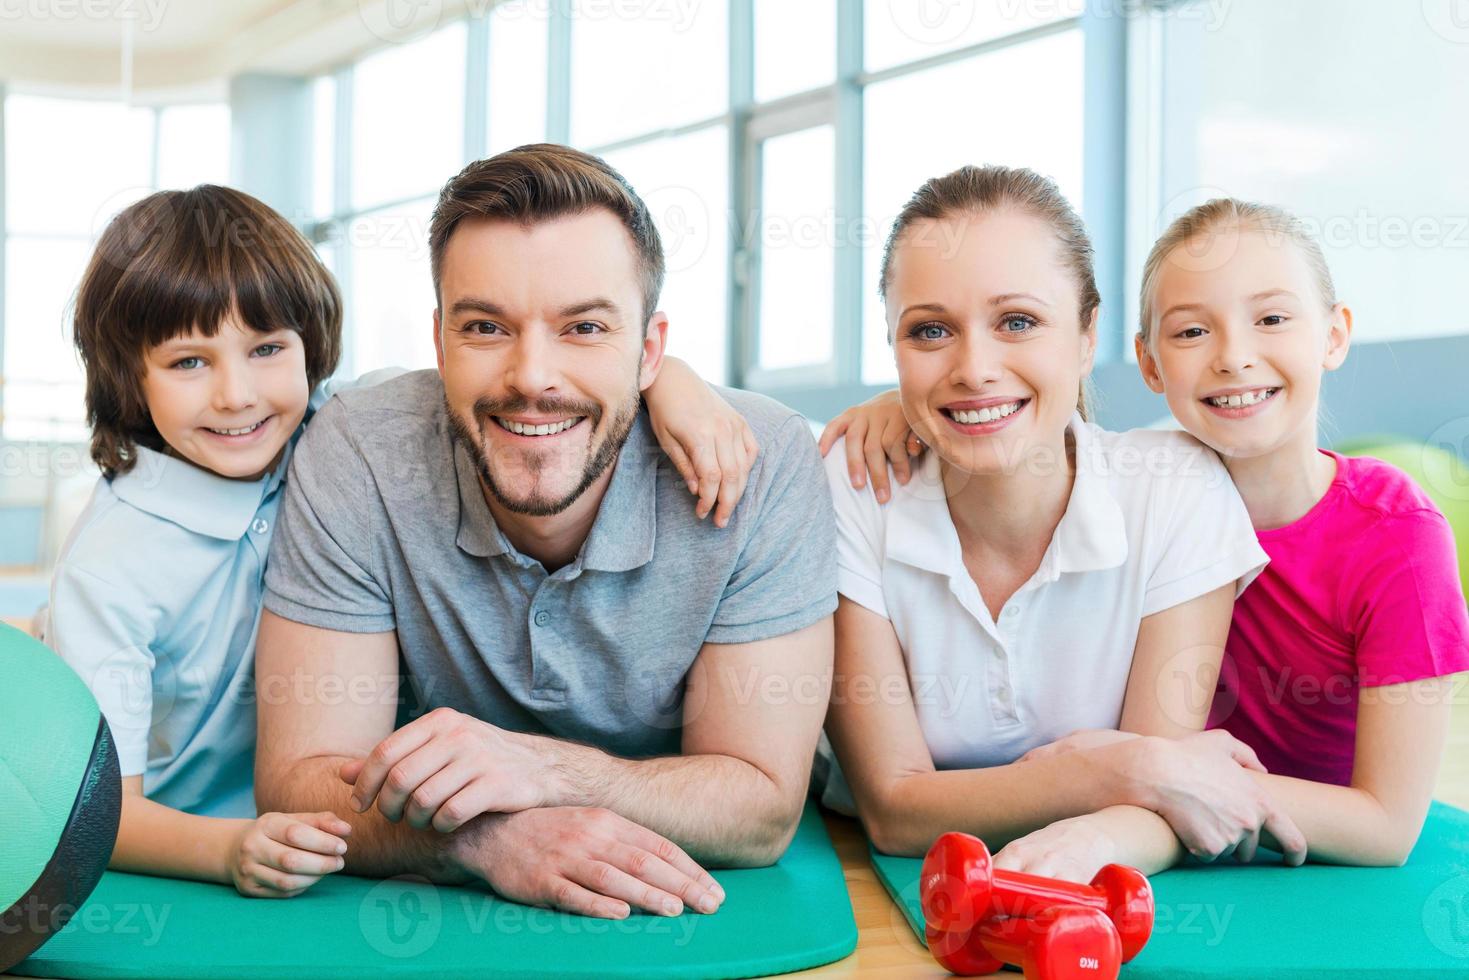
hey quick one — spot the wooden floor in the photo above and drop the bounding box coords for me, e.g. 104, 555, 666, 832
6, 608, 1467, 978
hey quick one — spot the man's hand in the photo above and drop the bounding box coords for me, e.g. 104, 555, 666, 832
340, 707, 565, 831
1124, 731, 1308, 866
448, 807, 727, 919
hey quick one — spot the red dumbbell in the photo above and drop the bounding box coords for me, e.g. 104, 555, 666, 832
963, 906, 1123, 980
919, 832, 1154, 965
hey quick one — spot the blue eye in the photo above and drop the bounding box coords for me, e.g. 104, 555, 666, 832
173, 356, 203, 370
908, 322, 949, 342
253, 343, 283, 357
1000, 315, 1036, 334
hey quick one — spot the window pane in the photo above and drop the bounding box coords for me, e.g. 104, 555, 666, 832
755, 0, 835, 102
604, 126, 730, 384
1157, 1, 1469, 344
488, 0, 549, 154
352, 22, 466, 210
156, 104, 231, 190
863, 0, 1074, 72
758, 125, 834, 372
570, 0, 727, 148
4, 237, 90, 441
861, 30, 1083, 383
5, 96, 154, 236
347, 199, 437, 373
313, 75, 336, 219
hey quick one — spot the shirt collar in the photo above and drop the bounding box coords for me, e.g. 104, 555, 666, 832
885, 412, 1128, 581
110, 443, 289, 541
453, 406, 659, 574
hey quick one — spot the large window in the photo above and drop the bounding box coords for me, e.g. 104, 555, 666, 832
2, 96, 229, 441
307, 1, 1097, 410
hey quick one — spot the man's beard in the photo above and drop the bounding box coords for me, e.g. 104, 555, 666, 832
446, 388, 642, 517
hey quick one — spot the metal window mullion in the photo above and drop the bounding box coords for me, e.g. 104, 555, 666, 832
726, 0, 754, 389
465, 14, 490, 162
547, 0, 572, 143
333, 64, 357, 375
1082, 3, 1127, 363
833, 0, 863, 387
149, 105, 162, 190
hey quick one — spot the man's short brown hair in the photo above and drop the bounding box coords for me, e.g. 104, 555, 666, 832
428, 143, 665, 324
74, 185, 342, 477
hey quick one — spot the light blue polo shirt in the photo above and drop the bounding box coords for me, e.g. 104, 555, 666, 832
43, 371, 401, 818
44, 444, 284, 818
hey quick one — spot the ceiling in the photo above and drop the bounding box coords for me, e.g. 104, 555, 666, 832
0, 0, 475, 96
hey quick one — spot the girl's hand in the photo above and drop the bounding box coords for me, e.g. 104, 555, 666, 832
993, 814, 1119, 884
817, 389, 923, 503
1017, 729, 1143, 765
228, 811, 351, 898
645, 357, 758, 528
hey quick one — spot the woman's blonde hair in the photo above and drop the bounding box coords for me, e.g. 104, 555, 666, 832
1138, 198, 1337, 344
878, 165, 1098, 420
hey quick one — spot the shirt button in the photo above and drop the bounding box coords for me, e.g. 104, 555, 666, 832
1002, 605, 1018, 620
251, 518, 269, 534
533, 610, 550, 627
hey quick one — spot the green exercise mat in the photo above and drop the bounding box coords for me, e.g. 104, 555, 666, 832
13, 803, 856, 980
870, 801, 1469, 978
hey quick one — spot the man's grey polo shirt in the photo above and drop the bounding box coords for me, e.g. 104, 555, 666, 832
262, 369, 836, 759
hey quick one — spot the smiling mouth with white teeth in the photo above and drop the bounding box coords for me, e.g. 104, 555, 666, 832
207, 417, 270, 436
492, 416, 586, 437
1203, 387, 1280, 409
944, 400, 1027, 425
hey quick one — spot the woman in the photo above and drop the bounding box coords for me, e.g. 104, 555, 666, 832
818, 165, 1307, 881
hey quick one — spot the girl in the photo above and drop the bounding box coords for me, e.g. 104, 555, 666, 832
45, 184, 757, 897
827, 198, 1469, 874
814, 165, 1306, 882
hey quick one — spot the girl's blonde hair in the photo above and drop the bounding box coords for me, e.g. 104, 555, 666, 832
1138, 198, 1337, 344
878, 164, 1098, 420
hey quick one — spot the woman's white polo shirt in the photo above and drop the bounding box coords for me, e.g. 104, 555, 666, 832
820, 414, 1266, 810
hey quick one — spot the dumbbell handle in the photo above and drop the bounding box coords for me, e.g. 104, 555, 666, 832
990, 868, 1110, 918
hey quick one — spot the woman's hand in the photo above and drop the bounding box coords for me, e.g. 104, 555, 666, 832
817, 389, 922, 503
645, 356, 758, 527
993, 813, 1120, 884
228, 811, 351, 898
1124, 732, 1308, 866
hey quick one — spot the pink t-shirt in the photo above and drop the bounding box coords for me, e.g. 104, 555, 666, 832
1210, 450, 1469, 786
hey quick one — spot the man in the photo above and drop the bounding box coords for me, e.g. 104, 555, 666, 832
254, 144, 836, 920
